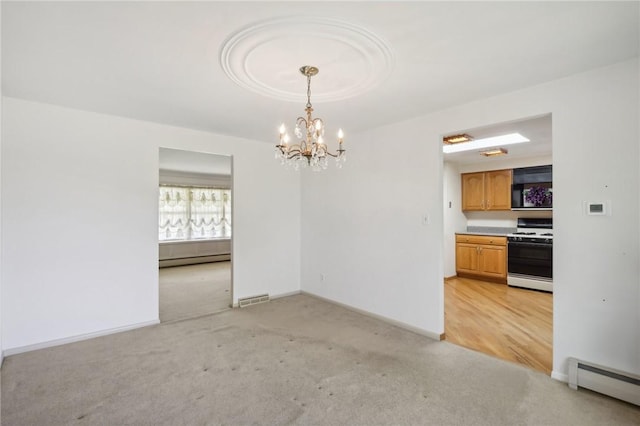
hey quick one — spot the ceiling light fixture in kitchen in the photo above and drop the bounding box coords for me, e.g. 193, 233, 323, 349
480, 148, 508, 157
443, 133, 530, 154
443, 133, 473, 144
275, 66, 345, 171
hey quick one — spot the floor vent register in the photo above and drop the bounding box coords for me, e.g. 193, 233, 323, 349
238, 294, 270, 308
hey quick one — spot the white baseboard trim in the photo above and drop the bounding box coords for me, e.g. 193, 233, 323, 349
271, 290, 302, 300
301, 291, 443, 341
552, 370, 568, 382
3, 319, 160, 357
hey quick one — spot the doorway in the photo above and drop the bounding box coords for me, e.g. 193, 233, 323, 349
441, 114, 553, 374
158, 148, 233, 322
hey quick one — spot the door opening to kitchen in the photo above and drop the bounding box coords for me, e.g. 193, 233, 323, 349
158, 148, 233, 323
442, 114, 553, 375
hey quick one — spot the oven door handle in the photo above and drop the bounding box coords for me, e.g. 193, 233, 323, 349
508, 241, 552, 248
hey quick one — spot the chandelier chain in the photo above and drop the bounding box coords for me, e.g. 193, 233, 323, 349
306, 74, 312, 109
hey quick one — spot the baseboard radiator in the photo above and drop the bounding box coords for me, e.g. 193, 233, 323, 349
568, 357, 640, 406
238, 294, 270, 308
159, 254, 231, 268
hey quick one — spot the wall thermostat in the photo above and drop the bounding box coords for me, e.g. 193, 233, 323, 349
585, 201, 610, 216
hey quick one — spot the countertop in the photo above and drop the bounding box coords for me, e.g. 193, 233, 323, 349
456, 231, 509, 237
456, 226, 515, 237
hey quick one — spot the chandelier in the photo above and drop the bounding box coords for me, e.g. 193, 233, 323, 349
275, 65, 346, 171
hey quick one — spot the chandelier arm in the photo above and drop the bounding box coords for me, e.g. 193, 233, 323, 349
276, 144, 306, 156
324, 152, 341, 158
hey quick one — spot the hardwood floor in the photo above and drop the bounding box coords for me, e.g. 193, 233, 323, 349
444, 276, 553, 374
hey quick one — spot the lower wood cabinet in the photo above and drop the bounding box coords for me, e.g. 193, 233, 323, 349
455, 234, 507, 282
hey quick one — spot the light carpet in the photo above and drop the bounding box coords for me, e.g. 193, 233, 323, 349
2, 294, 639, 425
159, 261, 231, 323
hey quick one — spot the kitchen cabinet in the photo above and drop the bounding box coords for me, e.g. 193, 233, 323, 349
455, 234, 507, 282
461, 169, 512, 211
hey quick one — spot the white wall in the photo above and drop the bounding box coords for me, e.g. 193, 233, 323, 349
456, 155, 553, 174
301, 120, 445, 337
1, 97, 301, 352
442, 162, 466, 277
0, 2, 4, 366
159, 169, 231, 188
548, 60, 639, 378
301, 58, 640, 378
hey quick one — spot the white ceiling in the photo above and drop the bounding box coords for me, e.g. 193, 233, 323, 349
3, 1, 638, 160
442, 114, 552, 166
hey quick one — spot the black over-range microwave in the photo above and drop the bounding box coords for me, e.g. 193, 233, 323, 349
511, 165, 553, 210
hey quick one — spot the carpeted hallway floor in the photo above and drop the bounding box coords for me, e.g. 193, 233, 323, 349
159, 261, 231, 322
2, 294, 639, 425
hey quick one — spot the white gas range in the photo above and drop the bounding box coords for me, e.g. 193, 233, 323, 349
506, 218, 553, 292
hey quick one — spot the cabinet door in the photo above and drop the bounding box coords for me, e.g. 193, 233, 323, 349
461, 172, 485, 211
478, 245, 506, 278
456, 243, 479, 274
485, 169, 512, 210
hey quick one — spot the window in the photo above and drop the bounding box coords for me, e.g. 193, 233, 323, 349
159, 186, 231, 241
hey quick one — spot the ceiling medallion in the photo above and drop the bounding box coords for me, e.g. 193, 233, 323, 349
219, 16, 394, 102
275, 66, 345, 171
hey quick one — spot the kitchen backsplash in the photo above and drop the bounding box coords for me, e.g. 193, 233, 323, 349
466, 226, 517, 234
464, 210, 552, 228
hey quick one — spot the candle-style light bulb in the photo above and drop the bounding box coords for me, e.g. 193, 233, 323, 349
283, 133, 290, 145
279, 123, 286, 135
338, 128, 344, 142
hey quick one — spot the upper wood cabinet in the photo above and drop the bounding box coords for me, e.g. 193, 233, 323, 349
462, 169, 512, 211
461, 172, 485, 210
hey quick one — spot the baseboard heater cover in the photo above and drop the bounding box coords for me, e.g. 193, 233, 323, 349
568, 357, 640, 406
159, 254, 230, 268
238, 294, 270, 308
